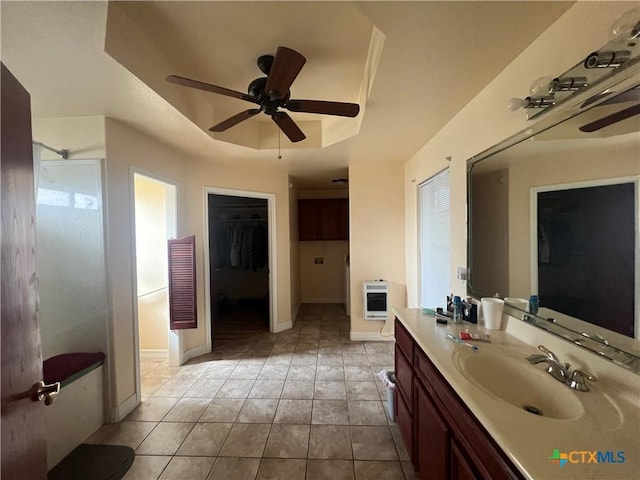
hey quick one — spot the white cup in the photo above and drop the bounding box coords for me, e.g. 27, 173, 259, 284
504, 297, 529, 320
481, 297, 505, 330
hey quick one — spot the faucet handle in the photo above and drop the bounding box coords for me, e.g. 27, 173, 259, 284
537, 345, 561, 363
568, 369, 597, 392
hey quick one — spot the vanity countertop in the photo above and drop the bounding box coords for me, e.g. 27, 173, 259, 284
393, 307, 640, 480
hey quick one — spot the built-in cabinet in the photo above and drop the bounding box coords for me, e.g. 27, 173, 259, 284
298, 198, 349, 241
395, 319, 523, 480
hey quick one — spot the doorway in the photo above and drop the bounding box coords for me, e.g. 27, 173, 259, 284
207, 193, 270, 346
132, 173, 177, 388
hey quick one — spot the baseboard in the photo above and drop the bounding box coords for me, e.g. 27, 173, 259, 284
273, 321, 293, 333
350, 330, 395, 342
139, 349, 169, 359
183, 344, 210, 364
301, 297, 345, 304
109, 392, 138, 423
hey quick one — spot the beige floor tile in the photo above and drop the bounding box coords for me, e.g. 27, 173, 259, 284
229, 364, 262, 380
200, 398, 244, 422
153, 378, 197, 397
163, 397, 211, 422
126, 397, 178, 422
346, 382, 382, 401
173, 363, 210, 378
136, 422, 194, 455
311, 400, 349, 425
141, 377, 168, 397
306, 459, 355, 480
354, 461, 405, 479
184, 378, 225, 398
258, 364, 289, 380
390, 424, 410, 462
263, 424, 310, 458
238, 355, 268, 366
287, 364, 316, 380
342, 353, 371, 366
351, 426, 398, 461
318, 353, 344, 365
308, 425, 353, 460
291, 353, 318, 365
316, 365, 344, 380
273, 399, 312, 424
281, 380, 314, 399
93, 421, 156, 449
207, 457, 260, 480
341, 343, 366, 354
202, 364, 236, 379
264, 353, 292, 365
248, 380, 284, 399
237, 399, 278, 423
348, 400, 388, 425
122, 455, 171, 480
216, 379, 255, 398
344, 366, 374, 382
401, 460, 417, 479
176, 422, 233, 456
159, 456, 214, 480
314, 380, 347, 400
256, 458, 306, 480
219, 423, 271, 457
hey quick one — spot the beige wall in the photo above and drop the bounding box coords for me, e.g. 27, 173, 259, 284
349, 161, 406, 338
300, 241, 349, 303
33, 116, 106, 161
137, 289, 169, 351
404, 2, 634, 306
289, 178, 301, 320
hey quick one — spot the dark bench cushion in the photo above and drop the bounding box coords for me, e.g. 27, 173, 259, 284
43, 352, 105, 386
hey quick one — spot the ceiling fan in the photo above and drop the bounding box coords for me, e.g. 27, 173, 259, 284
579, 84, 640, 133
166, 46, 360, 143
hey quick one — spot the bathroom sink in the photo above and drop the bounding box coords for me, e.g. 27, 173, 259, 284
454, 349, 584, 419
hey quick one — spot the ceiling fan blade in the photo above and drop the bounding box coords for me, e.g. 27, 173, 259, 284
580, 85, 640, 109
264, 47, 306, 100
209, 109, 262, 132
272, 112, 306, 143
166, 75, 259, 104
579, 103, 640, 133
285, 99, 360, 117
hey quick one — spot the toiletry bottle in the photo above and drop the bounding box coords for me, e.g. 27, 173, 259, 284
529, 295, 539, 315
453, 295, 462, 324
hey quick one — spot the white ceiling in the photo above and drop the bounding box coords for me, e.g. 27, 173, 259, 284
0, 1, 573, 188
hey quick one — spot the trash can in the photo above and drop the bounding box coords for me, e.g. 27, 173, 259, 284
377, 370, 396, 420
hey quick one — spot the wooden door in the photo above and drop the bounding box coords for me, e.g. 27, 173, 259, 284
416, 379, 450, 480
1, 63, 47, 479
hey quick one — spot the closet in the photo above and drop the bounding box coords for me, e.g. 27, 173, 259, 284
208, 194, 269, 344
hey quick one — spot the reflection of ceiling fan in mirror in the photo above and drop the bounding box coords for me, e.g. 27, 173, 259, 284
166, 46, 360, 143
579, 85, 640, 132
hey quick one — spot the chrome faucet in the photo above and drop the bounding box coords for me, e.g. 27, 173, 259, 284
526, 345, 597, 391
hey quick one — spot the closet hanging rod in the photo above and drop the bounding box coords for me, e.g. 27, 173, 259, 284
32, 141, 69, 159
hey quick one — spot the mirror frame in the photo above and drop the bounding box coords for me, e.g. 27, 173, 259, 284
466, 58, 640, 374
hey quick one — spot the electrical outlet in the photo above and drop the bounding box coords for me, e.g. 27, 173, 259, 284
457, 267, 469, 281
314, 257, 324, 265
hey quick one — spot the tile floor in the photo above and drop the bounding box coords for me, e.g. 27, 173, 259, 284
89, 304, 415, 479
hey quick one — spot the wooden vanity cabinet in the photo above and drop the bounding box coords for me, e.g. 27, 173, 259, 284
394, 319, 523, 480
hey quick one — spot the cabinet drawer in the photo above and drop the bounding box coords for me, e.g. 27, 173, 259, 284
395, 347, 413, 413
414, 346, 438, 393
395, 319, 414, 361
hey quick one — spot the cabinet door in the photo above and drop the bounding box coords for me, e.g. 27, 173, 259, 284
395, 348, 413, 413
396, 382, 414, 464
416, 379, 450, 480
451, 440, 478, 480
298, 199, 321, 240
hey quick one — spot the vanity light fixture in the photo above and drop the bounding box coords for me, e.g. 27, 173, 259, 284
584, 50, 631, 69
507, 95, 555, 112
550, 76, 588, 92
610, 8, 640, 42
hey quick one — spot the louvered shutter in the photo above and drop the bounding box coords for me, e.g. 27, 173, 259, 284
168, 235, 197, 330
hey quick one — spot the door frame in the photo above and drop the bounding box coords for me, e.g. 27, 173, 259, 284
129, 167, 179, 404
203, 186, 277, 351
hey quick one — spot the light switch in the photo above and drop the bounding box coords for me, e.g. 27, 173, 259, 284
314, 257, 324, 264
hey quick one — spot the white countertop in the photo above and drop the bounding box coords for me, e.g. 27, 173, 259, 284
393, 307, 640, 480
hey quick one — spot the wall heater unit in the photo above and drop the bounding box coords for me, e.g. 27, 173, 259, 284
363, 281, 389, 320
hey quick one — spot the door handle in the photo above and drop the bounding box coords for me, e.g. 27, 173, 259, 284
32, 380, 60, 406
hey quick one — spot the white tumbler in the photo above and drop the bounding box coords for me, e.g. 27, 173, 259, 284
481, 297, 505, 330
504, 297, 529, 320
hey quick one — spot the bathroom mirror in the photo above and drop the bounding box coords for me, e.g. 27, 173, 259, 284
467, 49, 640, 373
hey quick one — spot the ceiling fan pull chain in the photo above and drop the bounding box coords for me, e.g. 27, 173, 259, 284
277, 129, 282, 159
